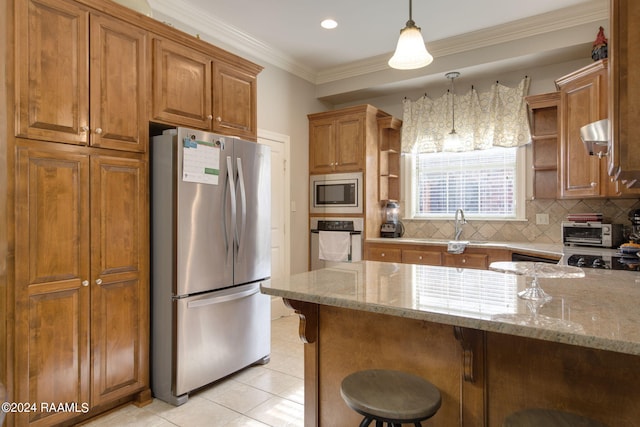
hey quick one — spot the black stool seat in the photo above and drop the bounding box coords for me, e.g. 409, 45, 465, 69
503, 408, 608, 427
340, 369, 441, 426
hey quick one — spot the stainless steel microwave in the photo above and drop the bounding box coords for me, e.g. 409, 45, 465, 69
310, 172, 363, 214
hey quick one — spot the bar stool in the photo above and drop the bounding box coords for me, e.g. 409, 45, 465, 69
503, 408, 608, 427
340, 369, 441, 427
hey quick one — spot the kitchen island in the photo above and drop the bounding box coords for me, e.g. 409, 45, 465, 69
260, 261, 640, 426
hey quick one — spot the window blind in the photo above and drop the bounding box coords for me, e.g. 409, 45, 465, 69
415, 147, 517, 218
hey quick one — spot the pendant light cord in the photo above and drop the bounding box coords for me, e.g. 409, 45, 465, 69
445, 72, 460, 134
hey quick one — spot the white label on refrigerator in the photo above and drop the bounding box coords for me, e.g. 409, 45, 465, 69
182, 138, 221, 185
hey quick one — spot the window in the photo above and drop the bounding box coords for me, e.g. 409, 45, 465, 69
406, 146, 525, 220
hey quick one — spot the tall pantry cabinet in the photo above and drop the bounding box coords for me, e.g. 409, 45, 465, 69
1, 0, 262, 425
10, 0, 149, 425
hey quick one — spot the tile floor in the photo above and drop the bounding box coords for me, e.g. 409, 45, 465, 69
81, 315, 304, 427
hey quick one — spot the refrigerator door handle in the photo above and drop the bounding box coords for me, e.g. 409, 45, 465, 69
236, 157, 247, 258
186, 285, 260, 308
223, 156, 236, 255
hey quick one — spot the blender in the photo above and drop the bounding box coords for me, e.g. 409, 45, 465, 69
628, 209, 640, 242
380, 201, 404, 238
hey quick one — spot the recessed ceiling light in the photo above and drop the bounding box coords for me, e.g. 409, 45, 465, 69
321, 19, 338, 29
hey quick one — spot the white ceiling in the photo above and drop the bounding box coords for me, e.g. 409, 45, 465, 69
148, 0, 608, 103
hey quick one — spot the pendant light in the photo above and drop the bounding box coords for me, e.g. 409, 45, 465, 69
443, 71, 462, 151
388, 0, 433, 70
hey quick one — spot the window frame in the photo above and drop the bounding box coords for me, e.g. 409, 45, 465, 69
402, 146, 527, 221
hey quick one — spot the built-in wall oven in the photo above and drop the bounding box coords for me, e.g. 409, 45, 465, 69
310, 219, 363, 270
310, 172, 363, 215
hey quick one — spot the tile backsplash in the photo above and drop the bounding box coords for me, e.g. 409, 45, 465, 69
402, 198, 640, 244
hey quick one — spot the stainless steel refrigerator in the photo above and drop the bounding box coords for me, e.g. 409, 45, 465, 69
150, 127, 271, 406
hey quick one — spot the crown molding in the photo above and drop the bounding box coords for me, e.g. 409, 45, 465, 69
149, 0, 607, 86
148, 0, 317, 82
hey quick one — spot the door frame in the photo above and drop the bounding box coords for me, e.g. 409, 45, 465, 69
258, 129, 292, 319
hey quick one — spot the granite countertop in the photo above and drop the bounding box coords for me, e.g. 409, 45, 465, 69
365, 237, 565, 258
261, 261, 640, 356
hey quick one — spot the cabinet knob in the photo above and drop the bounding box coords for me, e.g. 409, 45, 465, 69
82, 280, 89, 287
95, 278, 103, 285
81, 126, 89, 132
216, 116, 222, 122
207, 115, 213, 120
95, 127, 103, 135
591, 182, 597, 188
418, 256, 423, 260
381, 253, 385, 257
462, 258, 466, 264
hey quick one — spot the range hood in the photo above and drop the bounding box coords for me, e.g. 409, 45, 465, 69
580, 118, 609, 157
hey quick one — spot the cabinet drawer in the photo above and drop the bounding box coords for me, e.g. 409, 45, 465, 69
402, 250, 442, 266
443, 253, 488, 269
367, 247, 401, 262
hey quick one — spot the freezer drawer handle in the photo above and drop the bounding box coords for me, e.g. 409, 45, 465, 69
186, 286, 260, 308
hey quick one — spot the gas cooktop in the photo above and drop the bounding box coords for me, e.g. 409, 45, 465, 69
565, 253, 640, 271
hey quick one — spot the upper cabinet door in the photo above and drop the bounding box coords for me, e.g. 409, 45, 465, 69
309, 117, 337, 174
213, 61, 258, 140
334, 114, 365, 172
151, 38, 213, 130
16, 0, 89, 145
89, 14, 148, 152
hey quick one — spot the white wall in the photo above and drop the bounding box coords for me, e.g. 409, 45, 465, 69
255, 66, 326, 274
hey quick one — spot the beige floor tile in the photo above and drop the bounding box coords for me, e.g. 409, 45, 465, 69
197, 378, 272, 413
245, 396, 304, 427
82, 315, 304, 427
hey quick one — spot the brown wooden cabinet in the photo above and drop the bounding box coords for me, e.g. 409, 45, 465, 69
212, 60, 258, 140
366, 246, 402, 263
555, 60, 618, 198
609, 0, 640, 188
402, 249, 442, 265
364, 241, 510, 270
152, 37, 213, 130
89, 154, 148, 407
13, 141, 148, 425
525, 92, 560, 199
309, 110, 366, 174
16, 0, 148, 152
443, 253, 488, 269
152, 38, 260, 140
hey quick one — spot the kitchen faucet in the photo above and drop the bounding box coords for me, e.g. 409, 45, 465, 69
454, 208, 467, 240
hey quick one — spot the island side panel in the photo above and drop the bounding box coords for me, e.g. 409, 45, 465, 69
486, 332, 640, 426
314, 304, 485, 427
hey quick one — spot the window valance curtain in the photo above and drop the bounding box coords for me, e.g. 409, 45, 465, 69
401, 77, 531, 153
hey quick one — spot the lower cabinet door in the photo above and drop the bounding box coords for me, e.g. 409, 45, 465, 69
90, 155, 148, 406
15, 145, 91, 427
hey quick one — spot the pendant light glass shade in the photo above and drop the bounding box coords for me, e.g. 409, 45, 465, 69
388, 0, 433, 70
